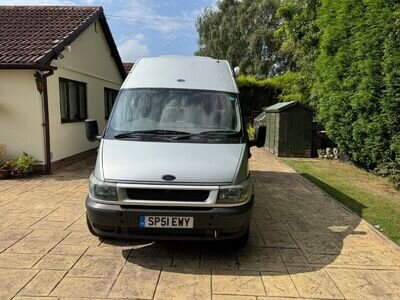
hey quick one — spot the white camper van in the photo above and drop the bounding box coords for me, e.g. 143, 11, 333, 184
85, 56, 266, 246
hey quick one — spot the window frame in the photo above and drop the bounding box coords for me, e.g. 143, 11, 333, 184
104, 87, 119, 120
59, 77, 88, 123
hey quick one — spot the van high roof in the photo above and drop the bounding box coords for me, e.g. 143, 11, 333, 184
122, 56, 238, 93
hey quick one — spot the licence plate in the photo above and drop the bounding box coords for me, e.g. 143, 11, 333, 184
139, 216, 194, 228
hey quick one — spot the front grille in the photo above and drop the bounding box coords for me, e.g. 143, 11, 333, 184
126, 189, 209, 202
120, 205, 213, 211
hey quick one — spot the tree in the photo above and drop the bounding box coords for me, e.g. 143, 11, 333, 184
195, 0, 288, 77
276, 0, 321, 106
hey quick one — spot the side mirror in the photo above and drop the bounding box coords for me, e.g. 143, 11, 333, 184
85, 119, 100, 142
234, 66, 240, 77
250, 125, 266, 148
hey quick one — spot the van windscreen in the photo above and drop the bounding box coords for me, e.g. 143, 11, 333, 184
107, 89, 241, 135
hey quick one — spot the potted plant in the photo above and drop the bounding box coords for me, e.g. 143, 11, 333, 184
11, 152, 37, 178
0, 160, 12, 180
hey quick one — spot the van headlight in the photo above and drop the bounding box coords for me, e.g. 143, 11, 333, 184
217, 179, 252, 204
89, 174, 118, 201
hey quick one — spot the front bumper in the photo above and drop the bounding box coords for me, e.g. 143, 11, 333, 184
86, 195, 254, 240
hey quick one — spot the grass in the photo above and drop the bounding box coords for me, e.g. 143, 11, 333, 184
282, 158, 400, 245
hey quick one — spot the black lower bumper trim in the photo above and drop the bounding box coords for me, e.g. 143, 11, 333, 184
86, 196, 253, 240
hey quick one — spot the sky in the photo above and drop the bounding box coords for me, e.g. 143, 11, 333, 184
1, 0, 217, 62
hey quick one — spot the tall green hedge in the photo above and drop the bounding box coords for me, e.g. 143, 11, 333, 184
315, 0, 400, 170
236, 72, 307, 116
235, 75, 279, 116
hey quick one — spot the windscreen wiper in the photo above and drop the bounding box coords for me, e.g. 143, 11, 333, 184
114, 129, 190, 139
172, 130, 240, 140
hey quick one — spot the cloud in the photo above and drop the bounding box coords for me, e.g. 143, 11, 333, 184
109, 0, 195, 35
118, 35, 149, 62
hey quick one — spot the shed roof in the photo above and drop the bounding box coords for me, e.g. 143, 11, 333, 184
254, 111, 267, 122
264, 101, 313, 113
0, 5, 126, 78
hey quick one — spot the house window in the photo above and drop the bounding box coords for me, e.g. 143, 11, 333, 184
59, 78, 87, 123
104, 88, 118, 119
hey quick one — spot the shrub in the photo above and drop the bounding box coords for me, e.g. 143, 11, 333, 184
375, 162, 400, 190
11, 152, 37, 174
247, 124, 255, 140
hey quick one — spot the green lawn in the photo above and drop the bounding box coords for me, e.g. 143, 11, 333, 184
282, 158, 400, 245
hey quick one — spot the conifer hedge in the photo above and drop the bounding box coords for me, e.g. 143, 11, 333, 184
315, 0, 400, 173
236, 72, 307, 116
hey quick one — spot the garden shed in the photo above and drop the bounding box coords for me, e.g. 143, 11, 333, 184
255, 101, 313, 157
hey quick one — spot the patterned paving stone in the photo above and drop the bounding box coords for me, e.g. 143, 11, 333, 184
201, 257, 239, 270
246, 234, 266, 247
68, 255, 125, 278
154, 268, 211, 300
33, 254, 81, 270
262, 230, 298, 248
255, 219, 291, 232
13, 297, 58, 300
50, 277, 113, 298
0, 253, 43, 268
0, 149, 399, 299
30, 220, 72, 230
9, 218, 42, 229
327, 269, 397, 299
213, 296, 256, 300
0, 228, 32, 251
278, 248, 308, 265
60, 231, 101, 246
375, 270, 400, 293
48, 244, 88, 256
108, 265, 160, 299
287, 266, 344, 299
261, 271, 299, 298
0, 268, 39, 299
84, 245, 129, 256
6, 240, 59, 255
237, 247, 286, 272
19, 270, 66, 296
127, 254, 173, 267
212, 269, 266, 296
172, 246, 201, 268
291, 232, 341, 255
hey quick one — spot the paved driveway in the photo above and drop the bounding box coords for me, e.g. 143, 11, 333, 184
0, 148, 399, 300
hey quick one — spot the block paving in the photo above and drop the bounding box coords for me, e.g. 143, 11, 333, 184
0, 148, 399, 299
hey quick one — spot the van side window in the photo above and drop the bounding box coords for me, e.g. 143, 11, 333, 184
59, 78, 87, 123
104, 88, 118, 119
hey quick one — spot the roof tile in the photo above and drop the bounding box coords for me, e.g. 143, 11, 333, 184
123, 62, 134, 73
0, 6, 101, 64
